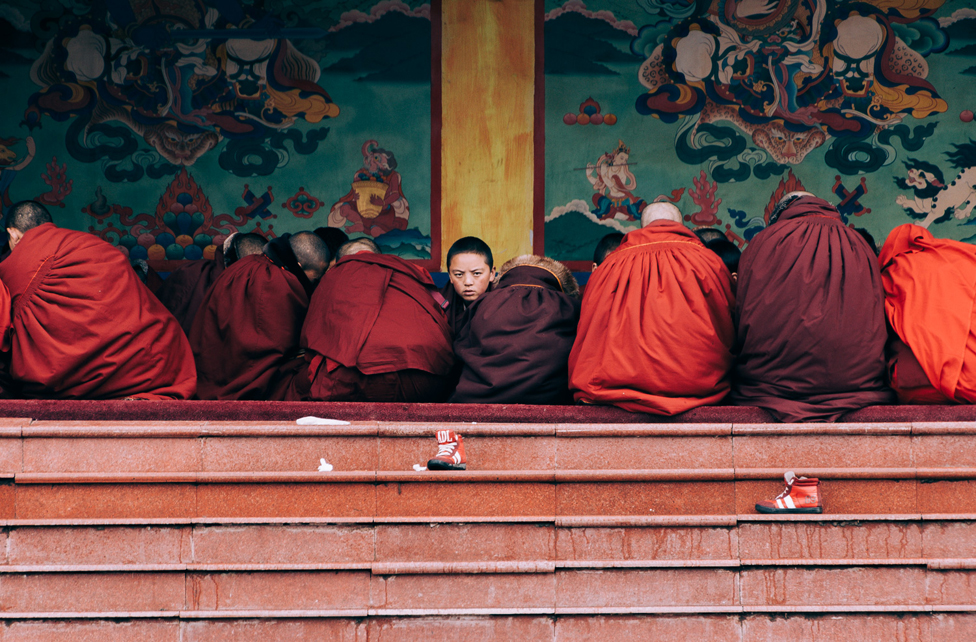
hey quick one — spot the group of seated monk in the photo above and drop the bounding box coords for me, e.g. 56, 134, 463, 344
0, 194, 970, 422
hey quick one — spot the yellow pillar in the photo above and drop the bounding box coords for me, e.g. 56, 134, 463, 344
440, 0, 536, 269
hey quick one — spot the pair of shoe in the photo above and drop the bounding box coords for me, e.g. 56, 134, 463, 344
422, 434, 824, 517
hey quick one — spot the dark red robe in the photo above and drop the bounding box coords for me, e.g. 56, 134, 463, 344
155, 248, 225, 335
189, 253, 308, 400
881, 224, 976, 404
451, 265, 580, 404
732, 196, 894, 421
569, 221, 736, 415
299, 253, 454, 402
0, 223, 196, 399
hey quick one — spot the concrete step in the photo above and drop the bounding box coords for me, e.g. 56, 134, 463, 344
2, 518, 975, 567
2, 421, 972, 475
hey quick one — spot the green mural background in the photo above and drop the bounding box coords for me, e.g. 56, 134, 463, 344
543, 0, 976, 263
0, 0, 434, 265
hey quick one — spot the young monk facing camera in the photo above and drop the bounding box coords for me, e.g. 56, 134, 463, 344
442, 237, 495, 334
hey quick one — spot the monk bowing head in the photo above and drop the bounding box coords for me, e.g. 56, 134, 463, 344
337, 237, 381, 259
289, 231, 330, 285
640, 202, 682, 227
447, 236, 495, 303
6, 200, 52, 250
223, 232, 267, 267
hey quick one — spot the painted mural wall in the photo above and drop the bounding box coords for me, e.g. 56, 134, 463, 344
543, 0, 976, 264
0, 0, 435, 266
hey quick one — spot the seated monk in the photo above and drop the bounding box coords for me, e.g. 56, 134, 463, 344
190, 231, 328, 400
569, 203, 735, 415
592, 232, 624, 269
732, 192, 894, 421
880, 224, 976, 404
296, 237, 454, 402
451, 255, 580, 404
0, 200, 196, 399
314, 227, 349, 269
156, 232, 265, 335
442, 236, 496, 335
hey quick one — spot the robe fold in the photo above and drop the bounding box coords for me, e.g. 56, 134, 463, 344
155, 247, 225, 335
732, 196, 894, 421
880, 223, 976, 404
569, 221, 736, 415
451, 264, 580, 404
189, 253, 308, 400
300, 253, 454, 402
0, 223, 196, 399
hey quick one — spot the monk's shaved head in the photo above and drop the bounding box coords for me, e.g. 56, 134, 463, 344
641, 202, 682, 227
6, 200, 52, 232
337, 237, 381, 258
234, 233, 267, 258
290, 231, 330, 283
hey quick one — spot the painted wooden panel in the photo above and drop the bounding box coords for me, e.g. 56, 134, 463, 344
442, 0, 536, 268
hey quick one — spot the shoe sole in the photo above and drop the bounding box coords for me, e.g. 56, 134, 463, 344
427, 460, 466, 471
755, 504, 822, 514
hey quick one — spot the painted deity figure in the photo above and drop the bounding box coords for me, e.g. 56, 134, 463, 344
329, 140, 409, 237
586, 140, 647, 221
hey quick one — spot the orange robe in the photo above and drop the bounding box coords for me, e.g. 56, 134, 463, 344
0, 223, 196, 399
880, 224, 976, 403
569, 221, 735, 414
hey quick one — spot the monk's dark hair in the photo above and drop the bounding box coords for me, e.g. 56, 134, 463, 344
593, 232, 624, 266
290, 231, 330, 277
705, 238, 741, 274
337, 237, 381, 258
447, 236, 493, 269
693, 227, 725, 245
853, 227, 879, 256
6, 200, 52, 232
314, 227, 349, 259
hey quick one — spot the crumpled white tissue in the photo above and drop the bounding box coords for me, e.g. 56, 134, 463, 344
412, 464, 427, 471
318, 459, 334, 472
297, 416, 350, 425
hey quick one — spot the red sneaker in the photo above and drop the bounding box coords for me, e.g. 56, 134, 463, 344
755, 471, 823, 514
427, 429, 466, 470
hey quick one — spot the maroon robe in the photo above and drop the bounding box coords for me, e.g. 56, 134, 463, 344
155, 248, 225, 335
189, 253, 308, 400
0, 223, 196, 399
732, 196, 894, 421
299, 253, 454, 402
451, 265, 579, 404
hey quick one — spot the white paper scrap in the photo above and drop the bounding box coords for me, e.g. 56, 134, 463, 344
318, 459, 334, 472
297, 416, 351, 425
412, 464, 427, 472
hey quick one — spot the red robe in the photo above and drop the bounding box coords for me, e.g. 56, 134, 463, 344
155, 248, 225, 335
880, 224, 976, 403
299, 253, 454, 402
732, 196, 894, 421
0, 223, 196, 399
189, 253, 307, 400
569, 221, 735, 415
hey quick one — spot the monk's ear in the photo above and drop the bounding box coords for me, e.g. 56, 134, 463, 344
6, 228, 22, 250
490, 267, 498, 283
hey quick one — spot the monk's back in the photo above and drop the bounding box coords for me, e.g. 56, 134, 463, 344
0, 223, 196, 399
190, 253, 308, 400
569, 222, 735, 415
732, 196, 893, 421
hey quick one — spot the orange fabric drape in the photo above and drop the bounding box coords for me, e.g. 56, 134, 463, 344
880, 223, 976, 403
569, 222, 735, 415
